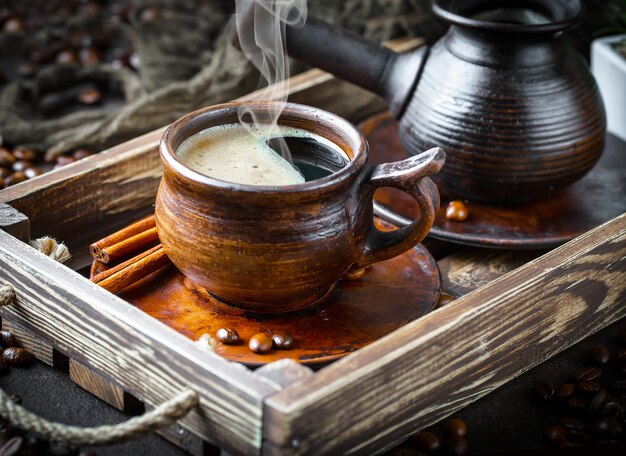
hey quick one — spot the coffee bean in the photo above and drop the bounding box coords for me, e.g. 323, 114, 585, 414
249, 333, 272, 354
567, 394, 588, 409
588, 389, 609, 415
216, 327, 240, 345
578, 381, 601, 394
12, 160, 33, 172
129, 52, 140, 70
79, 47, 101, 66
532, 380, 555, 401
0, 167, 9, 178
566, 429, 594, 444
56, 49, 79, 65
12, 146, 36, 161
80, 2, 102, 17
574, 366, 602, 382
443, 437, 468, 455
590, 345, 611, 365
561, 417, 585, 430
72, 148, 93, 160
410, 431, 440, 453
55, 155, 75, 167
4, 172, 27, 187
603, 401, 624, 419
0, 148, 15, 167
0, 177, 4, 188
77, 88, 101, 105
0, 331, 16, 348
593, 418, 623, 437
139, 6, 161, 23
16, 62, 37, 78
611, 380, 626, 390
23, 167, 42, 179
3, 17, 25, 33
435, 293, 455, 309
445, 418, 467, 439
545, 425, 567, 443
271, 331, 294, 350
445, 201, 469, 222
391, 447, 426, 456
1, 347, 31, 366
617, 348, 626, 361
0, 436, 24, 456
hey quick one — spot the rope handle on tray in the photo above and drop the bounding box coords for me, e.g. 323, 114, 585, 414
0, 238, 200, 445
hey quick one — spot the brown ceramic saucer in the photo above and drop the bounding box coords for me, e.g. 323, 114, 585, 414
361, 112, 626, 249
91, 219, 441, 367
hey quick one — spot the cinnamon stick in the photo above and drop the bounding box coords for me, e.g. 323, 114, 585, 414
92, 244, 171, 294
89, 215, 158, 264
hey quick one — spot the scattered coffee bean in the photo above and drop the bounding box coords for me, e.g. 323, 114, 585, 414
0, 167, 9, 178
4, 172, 27, 187
390, 448, 426, 456
445, 201, 469, 222
593, 418, 623, 437
139, 6, 161, 22
249, 333, 272, 354
578, 381, 601, 394
271, 331, 294, 350
443, 437, 468, 455
411, 431, 440, 453
0, 177, 4, 188
545, 425, 567, 443
55, 155, 75, 167
345, 268, 365, 280
603, 401, 624, 419
79, 47, 101, 66
566, 428, 594, 444
532, 380, 555, 401
435, 293, 455, 309
11, 160, 33, 172
16, 62, 37, 78
12, 146, 36, 161
72, 148, 93, 160
556, 383, 576, 400
561, 417, 585, 430
0, 331, 16, 348
590, 345, 611, 365
567, 394, 588, 409
23, 167, 42, 179
0, 436, 24, 456
0, 148, 15, 167
216, 327, 240, 345
574, 366, 602, 382
1, 348, 31, 366
129, 52, 140, 70
588, 389, 609, 415
445, 418, 467, 439
56, 49, 79, 65
3, 17, 25, 33
77, 88, 102, 105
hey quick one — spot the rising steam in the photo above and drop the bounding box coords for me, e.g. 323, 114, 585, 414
235, 0, 307, 162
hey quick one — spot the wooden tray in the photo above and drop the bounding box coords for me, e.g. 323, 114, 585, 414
1, 37, 625, 455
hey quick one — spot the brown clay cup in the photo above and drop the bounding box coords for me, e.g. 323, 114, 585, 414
155, 101, 445, 313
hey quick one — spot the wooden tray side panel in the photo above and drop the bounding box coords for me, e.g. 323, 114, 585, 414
263, 213, 626, 455
0, 229, 280, 455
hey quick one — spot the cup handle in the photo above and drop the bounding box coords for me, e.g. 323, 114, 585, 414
354, 147, 445, 269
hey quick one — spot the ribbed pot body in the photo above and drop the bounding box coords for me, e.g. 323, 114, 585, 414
399, 26, 606, 203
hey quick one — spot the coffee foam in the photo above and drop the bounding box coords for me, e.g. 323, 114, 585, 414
176, 123, 322, 186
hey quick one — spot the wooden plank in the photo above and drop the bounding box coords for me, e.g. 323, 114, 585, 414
0, 38, 423, 272
263, 212, 626, 455
0, 203, 30, 243
69, 360, 143, 414
255, 360, 315, 389
1, 319, 66, 367
154, 420, 219, 456
0, 229, 279, 455
438, 248, 543, 297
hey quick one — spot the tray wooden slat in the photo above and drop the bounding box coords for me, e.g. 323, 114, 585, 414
263, 212, 626, 455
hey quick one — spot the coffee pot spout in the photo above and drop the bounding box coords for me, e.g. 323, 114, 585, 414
284, 17, 428, 117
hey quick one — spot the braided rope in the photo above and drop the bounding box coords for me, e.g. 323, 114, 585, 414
0, 388, 199, 446
0, 240, 200, 445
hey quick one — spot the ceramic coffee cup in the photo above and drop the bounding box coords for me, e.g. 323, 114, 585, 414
155, 101, 444, 313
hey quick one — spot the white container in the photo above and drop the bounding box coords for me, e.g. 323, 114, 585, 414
592, 35, 626, 142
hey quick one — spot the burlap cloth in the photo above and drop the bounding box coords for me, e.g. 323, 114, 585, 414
0, 0, 440, 160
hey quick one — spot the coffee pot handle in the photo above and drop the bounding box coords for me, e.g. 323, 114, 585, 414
354, 147, 445, 269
